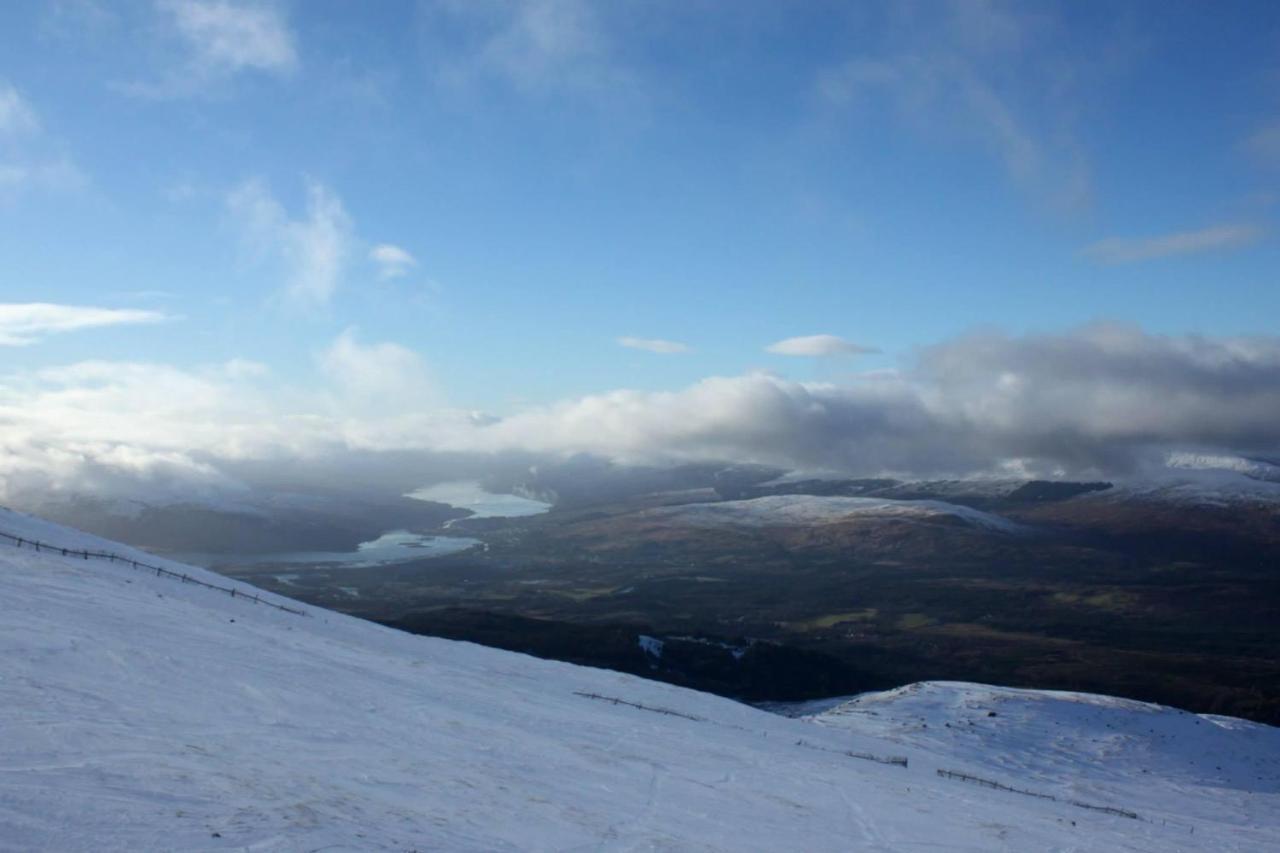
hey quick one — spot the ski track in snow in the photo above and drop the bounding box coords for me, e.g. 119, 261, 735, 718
0, 506, 1276, 851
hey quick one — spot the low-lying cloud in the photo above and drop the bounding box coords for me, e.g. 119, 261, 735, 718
4, 324, 1280, 503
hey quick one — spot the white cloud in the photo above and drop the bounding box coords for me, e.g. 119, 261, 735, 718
1081, 223, 1265, 264
765, 335, 877, 357
0, 304, 169, 346
119, 1, 297, 97
161, 0, 297, 74
369, 243, 417, 279
617, 336, 690, 354
227, 178, 354, 309
317, 328, 439, 411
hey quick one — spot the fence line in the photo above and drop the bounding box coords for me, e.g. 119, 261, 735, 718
573, 691, 706, 722
935, 768, 1140, 820
795, 739, 909, 768
0, 527, 307, 617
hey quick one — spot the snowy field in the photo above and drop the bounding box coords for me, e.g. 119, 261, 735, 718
1, 506, 1276, 851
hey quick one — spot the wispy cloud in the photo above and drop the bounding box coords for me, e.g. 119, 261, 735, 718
369, 243, 417, 279
227, 178, 354, 310
164, 0, 296, 72
0, 82, 86, 194
1081, 223, 1265, 264
0, 303, 169, 346
0, 85, 39, 136
617, 336, 690, 354
122, 0, 297, 97
766, 335, 877, 357
422, 0, 638, 105
816, 2, 1098, 210
1243, 121, 1280, 167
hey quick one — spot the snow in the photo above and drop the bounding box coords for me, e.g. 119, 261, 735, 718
1, 506, 1276, 851
641, 494, 1028, 534
637, 634, 664, 659
1165, 452, 1280, 482
804, 682, 1280, 846
1093, 468, 1280, 507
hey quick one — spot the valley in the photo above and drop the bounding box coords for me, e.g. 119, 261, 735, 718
209, 474, 1280, 725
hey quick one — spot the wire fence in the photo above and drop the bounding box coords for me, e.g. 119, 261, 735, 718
573, 691, 706, 722
0, 527, 307, 617
935, 768, 1140, 820
795, 738, 909, 768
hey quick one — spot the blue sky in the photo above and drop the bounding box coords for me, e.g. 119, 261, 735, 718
3, 1, 1280, 491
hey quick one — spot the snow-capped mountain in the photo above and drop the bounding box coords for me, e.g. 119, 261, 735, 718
1, 507, 1275, 851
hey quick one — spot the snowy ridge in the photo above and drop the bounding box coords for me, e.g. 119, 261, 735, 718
1165, 452, 1280, 482
1092, 468, 1280, 507
1, 510, 1276, 851
641, 494, 1028, 534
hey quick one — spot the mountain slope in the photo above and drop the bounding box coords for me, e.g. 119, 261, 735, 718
0, 507, 1275, 851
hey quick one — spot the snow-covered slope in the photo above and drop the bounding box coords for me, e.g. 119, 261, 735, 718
639, 494, 1027, 534
1, 508, 1275, 851
805, 683, 1279, 842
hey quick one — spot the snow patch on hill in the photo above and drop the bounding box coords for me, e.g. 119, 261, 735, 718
0, 508, 1275, 851
641, 494, 1028, 534
1092, 468, 1280, 507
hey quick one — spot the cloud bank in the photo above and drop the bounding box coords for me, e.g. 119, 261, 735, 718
4, 325, 1280, 502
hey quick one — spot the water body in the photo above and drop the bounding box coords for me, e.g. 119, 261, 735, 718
407, 480, 552, 520
256, 530, 482, 567
186, 530, 481, 571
